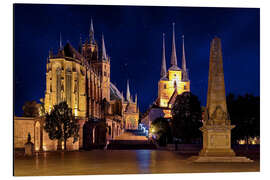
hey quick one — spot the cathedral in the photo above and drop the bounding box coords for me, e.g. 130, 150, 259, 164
14, 20, 139, 151
141, 23, 190, 129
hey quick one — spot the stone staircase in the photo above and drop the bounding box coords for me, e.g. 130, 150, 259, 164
107, 129, 156, 150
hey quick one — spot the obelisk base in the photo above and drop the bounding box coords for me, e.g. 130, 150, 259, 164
190, 156, 254, 163
190, 125, 253, 163
199, 147, 236, 157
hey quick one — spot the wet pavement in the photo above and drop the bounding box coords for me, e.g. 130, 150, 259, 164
14, 150, 259, 176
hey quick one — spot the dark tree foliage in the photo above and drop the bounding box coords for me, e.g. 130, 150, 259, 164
22, 100, 40, 117
226, 93, 260, 144
44, 101, 80, 150
171, 92, 202, 143
151, 117, 172, 146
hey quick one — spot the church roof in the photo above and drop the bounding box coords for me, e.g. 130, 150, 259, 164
168, 65, 181, 71
110, 83, 124, 100
63, 42, 84, 60
168, 88, 178, 105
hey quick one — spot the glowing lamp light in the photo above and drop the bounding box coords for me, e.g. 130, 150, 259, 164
75, 108, 78, 116
62, 141, 64, 150
239, 140, 245, 145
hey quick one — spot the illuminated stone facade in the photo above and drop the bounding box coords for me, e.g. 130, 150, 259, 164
14, 20, 139, 151
122, 80, 139, 130
142, 23, 190, 127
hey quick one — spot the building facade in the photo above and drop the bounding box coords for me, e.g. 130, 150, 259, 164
14, 20, 139, 151
122, 80, 139, 130
141, 23, 190, 128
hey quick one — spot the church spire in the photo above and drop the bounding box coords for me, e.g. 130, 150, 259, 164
101, 33, 107, 60
170, 22, 177, 67
89, 18, 95, 44
182, 35, 189, 81
126, 80, 130, 102
182, 35, 186, 71
160, 33, 167, 78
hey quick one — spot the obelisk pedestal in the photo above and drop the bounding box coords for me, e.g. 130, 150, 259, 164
192, 37, 253, 163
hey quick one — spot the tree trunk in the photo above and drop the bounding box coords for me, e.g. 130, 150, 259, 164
57, 139, 62, 150
64, 139, 67, 151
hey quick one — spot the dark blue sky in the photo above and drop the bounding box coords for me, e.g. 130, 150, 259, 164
14, 4, 260, 116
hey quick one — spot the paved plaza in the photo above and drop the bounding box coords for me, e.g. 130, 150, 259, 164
14, 150, 259, 176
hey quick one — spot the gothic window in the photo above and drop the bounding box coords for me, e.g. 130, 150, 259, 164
174, 81, 177, 89
56, 68, 61, 104
104, 72, 107, 77
65, 69, 72, 106
108, 126, 111, 135
184, 85, 187, 90
77, 76, 80, 110
164, 84, 166, 89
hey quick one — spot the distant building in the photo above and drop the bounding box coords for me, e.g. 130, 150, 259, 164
14, 20, 139, 151
141, 23, 190, 129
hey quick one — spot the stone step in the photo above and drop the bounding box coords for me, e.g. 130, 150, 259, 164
107, 143, 156, 150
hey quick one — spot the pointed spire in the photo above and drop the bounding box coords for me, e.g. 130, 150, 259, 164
101, 33, 107, 60
182, 35, 186, 71
59, 32, 63, 49
121, 91, 124, 102
126, 80, 130, 102
170, 22, 177, 67
182, 35, 189, 81
89, 18, 95, 44
160, 33, 167, 78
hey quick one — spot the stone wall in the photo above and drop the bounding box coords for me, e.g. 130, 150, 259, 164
14, 116, 86, 151
14, 117, 36, 149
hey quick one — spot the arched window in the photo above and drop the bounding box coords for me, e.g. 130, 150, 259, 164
56, 68, 61, 104
65, 69, 72, 106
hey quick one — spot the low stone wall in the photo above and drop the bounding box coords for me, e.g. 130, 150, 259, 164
14, 117, 36, 149
14, 116, 83, 151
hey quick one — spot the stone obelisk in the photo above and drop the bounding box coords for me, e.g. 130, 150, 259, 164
199, 37, 235, 157
193, 37, 252, 162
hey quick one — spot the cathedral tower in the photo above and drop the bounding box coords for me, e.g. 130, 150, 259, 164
97, 34, 110, 101
157, 23, 190, 111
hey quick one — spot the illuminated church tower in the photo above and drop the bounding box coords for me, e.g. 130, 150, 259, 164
157, 23, 190, 117
122, 80, 139, 130
82, 19, 111, 102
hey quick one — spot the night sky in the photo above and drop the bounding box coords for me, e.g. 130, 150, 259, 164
14, 4, 260, 116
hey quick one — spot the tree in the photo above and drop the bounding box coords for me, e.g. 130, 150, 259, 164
171, 92, 202, 143
22, 100, 40, 117
44, 101, 80, 150
227, 93, 260, 144
38, 98, 46, 116
150, 117, 172, 146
